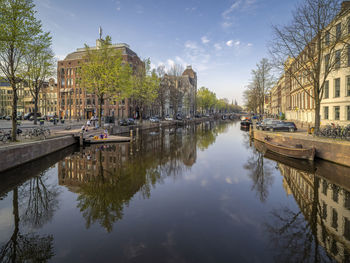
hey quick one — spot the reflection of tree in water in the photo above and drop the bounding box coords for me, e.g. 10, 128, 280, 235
19, 171, 60, 228
265, 172, 337, 262
0, 187, 54, 263
244, 147, 274, 202
75, 125, 199, 232
196, 122, 227, 151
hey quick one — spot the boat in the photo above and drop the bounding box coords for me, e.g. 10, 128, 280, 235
254, 140, 316, 172
85, 135, 131, 144
263, 137, 316, 161
240, 116, 252, 128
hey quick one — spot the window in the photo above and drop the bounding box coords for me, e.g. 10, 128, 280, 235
325, 54, 330, 72
345, 190, 350, 209
335, 50, 341, 68
334, 78, 340, 97
346, 218, 350, 241
325, 31, 330, 45
324, 106, 329, 119
332, 209, 338, 230
322, 202, 327, 219
333, 184, 339, 202
324, 80, 329, 98
322, 180, 328, 195
347, 76, 350, 96
336, 23, 341, 40
347, 106, 350, 121
334, 106, 340, 120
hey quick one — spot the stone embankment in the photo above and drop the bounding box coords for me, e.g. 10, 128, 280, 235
0, 117, 223, 173
253, 129, 350, 167
0, 135, 76, 172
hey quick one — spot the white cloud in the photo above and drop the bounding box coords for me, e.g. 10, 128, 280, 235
226, 40, 241, 47
184, 41, 198, 49
214, 43, 222, 50
201, 36, 210, 44
222, 1, 242, 19
247, 43, 253, 47
167, 59, 175, 67
221, 0, 256, 29
226, 40, 234, 47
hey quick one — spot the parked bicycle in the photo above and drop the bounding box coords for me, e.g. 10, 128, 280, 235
315, 123, 350, 141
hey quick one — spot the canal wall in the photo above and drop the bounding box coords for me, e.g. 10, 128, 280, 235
0, 135, 76, 172
253, 130, 350, 167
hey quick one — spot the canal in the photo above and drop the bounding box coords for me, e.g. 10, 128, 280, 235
0, 121, 349, 262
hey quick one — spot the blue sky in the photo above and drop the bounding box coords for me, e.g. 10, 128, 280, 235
34, 0, 298, 104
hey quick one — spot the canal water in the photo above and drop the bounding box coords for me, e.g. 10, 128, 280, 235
0, 121, 349, 262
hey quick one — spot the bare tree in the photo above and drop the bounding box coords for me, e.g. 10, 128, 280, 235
270, 0, 348, 131
167, 64, 184, 117
23, 34, 55, 125
156, 65, 167, 119
243, 58, 273, 114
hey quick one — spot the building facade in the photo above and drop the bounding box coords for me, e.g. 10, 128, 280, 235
57, 39, 143, 120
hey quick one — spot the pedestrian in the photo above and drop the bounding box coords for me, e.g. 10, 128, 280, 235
81, 124, 85, 133
87, 120, 91, 126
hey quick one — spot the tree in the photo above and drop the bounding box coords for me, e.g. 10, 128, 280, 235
79, 35, 133, 127
131, 58, 159, 122
22, 33, 55, 125
270, 0, 347, 131
167, 64, 184, 117
156, 65, 167, 119
243, 58, 273, 114
0, 0, 43, 141
196, 87, 217, 114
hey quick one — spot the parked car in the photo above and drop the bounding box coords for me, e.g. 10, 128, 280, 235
176, 114, 183, 120
127, 118, 135, 125
165, 115, 173, 121
256, 118, 276, 130
195, 113, 202, 118
119, 119, 129, 126
264, 121, 297, 132
150, 117, 160, 123
24, 112, 41, 120
5, 115, 11, 120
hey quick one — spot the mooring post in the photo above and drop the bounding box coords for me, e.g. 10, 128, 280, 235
79, 132, 83, 146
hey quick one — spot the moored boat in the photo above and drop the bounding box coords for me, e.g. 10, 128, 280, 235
263, 138, 315, 161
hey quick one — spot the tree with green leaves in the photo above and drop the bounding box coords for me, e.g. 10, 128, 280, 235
79, 36, 133, 127
196, 87, 217, 114
131, 58, 159, 122
0, 0, 43, 141
22, 33, 55, 125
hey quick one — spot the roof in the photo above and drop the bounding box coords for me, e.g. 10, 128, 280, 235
62, 42, 138, 61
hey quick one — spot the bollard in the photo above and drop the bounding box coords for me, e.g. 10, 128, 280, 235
79, 132, 83, 146
130, 129, 133, 138
136, 127, 139, 137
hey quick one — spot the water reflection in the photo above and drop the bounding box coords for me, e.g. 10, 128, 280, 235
253, 139, 350, 262
58, 123, 223, 232
244, 139, 274, 202
0, 176, 57, 262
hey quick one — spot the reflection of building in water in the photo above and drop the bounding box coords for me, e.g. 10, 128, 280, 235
279, 164, 350, 262
58, 126, 198, 191
58, 143, 130, 191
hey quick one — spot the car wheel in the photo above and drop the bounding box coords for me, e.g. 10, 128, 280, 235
289, 128, 295, 132
269, 127, 274, 132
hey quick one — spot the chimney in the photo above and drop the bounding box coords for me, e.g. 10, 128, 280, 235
341, 1, 350, 12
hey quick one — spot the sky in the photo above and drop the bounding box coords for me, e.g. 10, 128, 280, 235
33, 0, 299, 104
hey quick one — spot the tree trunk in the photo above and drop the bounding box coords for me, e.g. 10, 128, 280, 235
11, 84, 17, 142
34, 92, 39, 125
314, 86, 321, 132
99, 97, 103, 128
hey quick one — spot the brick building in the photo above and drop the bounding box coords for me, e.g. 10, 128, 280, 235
57, 39, 143, 120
